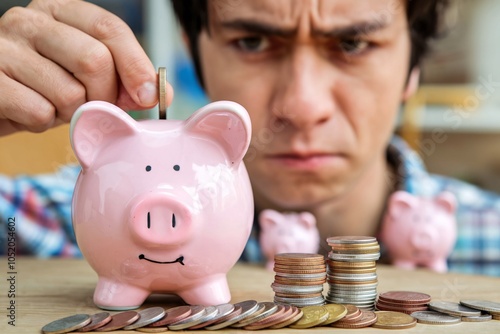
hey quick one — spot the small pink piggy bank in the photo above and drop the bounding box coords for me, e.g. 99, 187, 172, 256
379, 191, 457, 273
70, 101, 254, 310
259, 209, 320, 270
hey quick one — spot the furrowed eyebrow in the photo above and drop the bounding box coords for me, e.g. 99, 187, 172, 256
220, 19, 297, 37
312, 20, 390, 38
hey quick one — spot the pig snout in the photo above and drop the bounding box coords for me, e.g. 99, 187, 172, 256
410, 226, 438, 251
130, 193, 192, 247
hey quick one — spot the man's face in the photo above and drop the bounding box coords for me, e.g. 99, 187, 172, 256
198, 0, 411, 210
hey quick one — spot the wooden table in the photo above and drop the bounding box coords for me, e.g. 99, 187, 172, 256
2, 257, 500, 333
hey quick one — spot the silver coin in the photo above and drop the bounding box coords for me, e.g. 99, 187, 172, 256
275, 298, 325, 307
232, 302, 278, 327
274, 295, 325, 304
276, 272, 327, 279
167, 305, 206, 330
460, 300, 500, 314
411, 310, 461, 325
205, 300, 259, 330
328, 289, 378, 296
327, 236, 377, 244
328, 252, 380, 261
330, 282, 378, 289
169, 306, 218, 330
461, 314, 492, 322
42, 314, 91, 334
327, 292, 378, 300
271, 283, 324, 294
191, 303, 234, 328
328, 274, 378, 281
428, 301, 481, 317
122, 307, 165, 330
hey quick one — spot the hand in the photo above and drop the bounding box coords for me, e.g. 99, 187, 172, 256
0, 0, 174, 136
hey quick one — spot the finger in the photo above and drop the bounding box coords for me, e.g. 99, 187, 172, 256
0, 73, 56, 134
2, 43, 86, 123
32, 18, 118, 108
115, 79, 174, 112
49, 1, 158, 108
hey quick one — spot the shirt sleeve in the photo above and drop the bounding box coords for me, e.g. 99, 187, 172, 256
0, 165, 82, 257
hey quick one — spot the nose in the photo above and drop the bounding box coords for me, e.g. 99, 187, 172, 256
272, 47, 335, 131
410, 226, 437, 250
130, 192, 192, 247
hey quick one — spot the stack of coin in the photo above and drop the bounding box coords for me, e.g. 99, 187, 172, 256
326, 236, 380, 310
460, 300, 500, 321
376, 291, 430, 314
272, 253, 326, 307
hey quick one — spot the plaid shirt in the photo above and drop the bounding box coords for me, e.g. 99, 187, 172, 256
1, 137, 500, 276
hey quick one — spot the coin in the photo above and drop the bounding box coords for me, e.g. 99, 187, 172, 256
288, 305, 328, 329
375, 300, 428, 314
76, 312, 111, 332
378, 291, 431, 305
429, 301, 481, 317
94, 311, 139, 332
233, 302, 277, 327
270, 306, 304, 329
275, 253, 325, 263
274, 277, 326, 285
135, 326, 169, 333
158, 67, 167, 119
123, 307, 166, 330
243, 304, 287, 330
271, 283, 324, 294
328, 260, 377, 268
332, 310, 378, 328
205, 300, 259, 330
183, 306, 220, 330
274, 264, 326, 270
462, 314, 492, 322
411, 310, 461, 325
188, 303, 235, 329
42, 314, 91, 334
372, 311, 417, 329
167, 305, 209, 330
460, 300, 500, 314
319, 303, 347, 325
327, 236, 377, 244
149, 305, 191, 327
343, 305, 362, 321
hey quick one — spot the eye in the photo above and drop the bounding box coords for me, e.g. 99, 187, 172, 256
173, 165, 180, 171
145, 165, 152, 172
235, 36, 270, 53
338, 38, 370, 55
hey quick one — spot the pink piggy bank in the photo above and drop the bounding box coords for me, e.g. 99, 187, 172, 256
259, 209, 320, 270
379, 191, 457, 273
70, 100, 254, 310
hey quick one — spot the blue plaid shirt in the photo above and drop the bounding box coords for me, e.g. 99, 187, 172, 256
1, 137, 500, 276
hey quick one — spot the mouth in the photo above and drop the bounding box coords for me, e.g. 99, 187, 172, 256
266, 152, 344, 170
138, 254, 185, 265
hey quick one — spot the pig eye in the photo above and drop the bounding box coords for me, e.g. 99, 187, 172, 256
173, 165, 180, 171
145, 165, 152, 172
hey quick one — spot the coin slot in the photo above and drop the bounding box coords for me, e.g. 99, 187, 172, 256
147, 212, 151, 229
172, 213, 176, 228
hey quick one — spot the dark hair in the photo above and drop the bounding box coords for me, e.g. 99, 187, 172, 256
171, 0, 449, 87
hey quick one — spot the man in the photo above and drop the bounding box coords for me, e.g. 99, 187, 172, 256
1, 0, 499, 275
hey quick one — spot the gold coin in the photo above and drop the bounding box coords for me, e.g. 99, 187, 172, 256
372, 311, 417, 329
330, 241, 379, 248
320, 304, 347, 325
328, 260, 376, 268
274, 264, 326, 270
289, 306, 329, 329
328, 267, 377, 274
158, 67, 167, 119
275, 253, 324, 263
492, 314, 500, 320
329, 246, 380, 254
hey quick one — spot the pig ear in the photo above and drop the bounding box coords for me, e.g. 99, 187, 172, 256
299, 212, 316, 229
259, 209, 282, 231
184, 101, 251, 167
70, 101, 138, 170
387, 191, 418, 219
435, 191, 456, 214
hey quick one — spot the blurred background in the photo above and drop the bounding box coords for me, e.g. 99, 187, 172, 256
1, 0, 500, 193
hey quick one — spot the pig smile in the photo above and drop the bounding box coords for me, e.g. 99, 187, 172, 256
138, 254, 185, 265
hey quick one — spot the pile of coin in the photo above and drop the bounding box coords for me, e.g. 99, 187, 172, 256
325, 236, 380, 310
271, 253, 326, 307
331, 305, 378, 328
409, 299, 500, 324
376, 291, 430, 314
